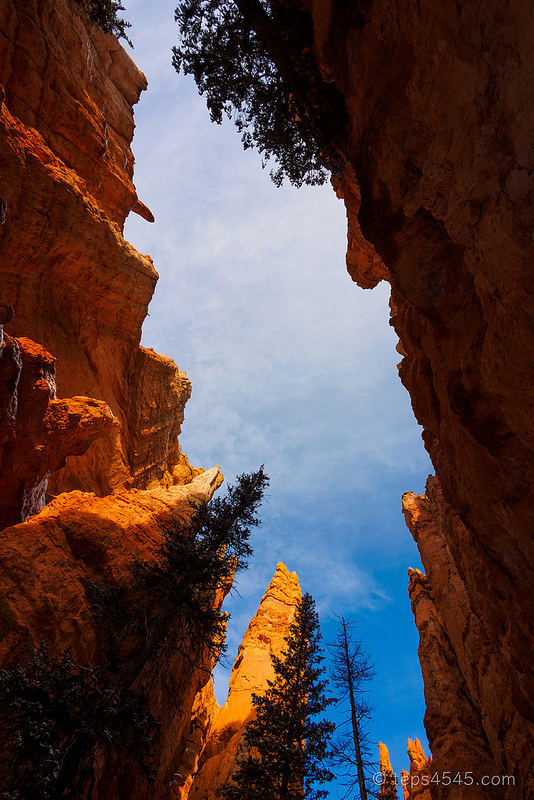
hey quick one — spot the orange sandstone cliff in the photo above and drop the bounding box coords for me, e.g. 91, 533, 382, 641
0, 0, 194, 513
305, 0, 534, 795
380, 739, 432, 800
3, 0, 534, 797
0, 7, 295, 799
0, 467, 225, 799
0, 1, 219, 796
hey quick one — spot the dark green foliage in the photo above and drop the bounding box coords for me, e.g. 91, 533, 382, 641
74, 0, 132, 46
377, 769, 398, 800
0, 468, 267, 800
223, 592, 335, 800
173, 0, 346, 186
328, 616, 375, 800
0, 644, 158, 800
91, 467, 269, 681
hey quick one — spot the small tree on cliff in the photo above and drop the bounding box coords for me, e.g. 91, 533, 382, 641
377, 768, 398, 800
327, 616, 375, 800
73, 0, 132, 45
172, 0, 346, 186
222, 592, 335, 800
0, 645, 158, 800
92, 467, 269, 683
0, 469, 268, 800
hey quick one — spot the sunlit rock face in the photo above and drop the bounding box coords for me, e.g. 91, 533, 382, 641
400, 738, 433, 800
3, 0, 534, 795
379, 739, 433, 800
0, 467, 223, 799
306, 0, 534, 794
0, 0, 193, 501
0, 2, 220, 794
185, 563, 302, 800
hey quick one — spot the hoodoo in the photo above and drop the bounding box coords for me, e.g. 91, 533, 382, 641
1, 0, 534, 797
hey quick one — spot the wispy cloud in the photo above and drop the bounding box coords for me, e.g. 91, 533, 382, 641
123, 0, 431, 776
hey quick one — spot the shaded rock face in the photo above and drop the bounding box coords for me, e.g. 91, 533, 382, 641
186, 563, 302, 800
3, 0, 533, 797
307, 0, 534, 794
404, 482, 533, 799
0, 332, 116, 527
0, 0, 192, 503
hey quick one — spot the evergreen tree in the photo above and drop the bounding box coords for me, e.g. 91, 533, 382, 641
0, 645, 158, 800
223, 592, 335, 800
377, 769, 398, 800
73, 0, 132, 46
173, 0, 346, 186
91, 467, 269, 684
0, 469, 268, 800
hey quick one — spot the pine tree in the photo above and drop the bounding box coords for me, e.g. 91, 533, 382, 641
91, 467, 269, 684
73, 0, 132, 46
0, 469, 268, 800
223, 592, 335, 800
377, 769, 398, 800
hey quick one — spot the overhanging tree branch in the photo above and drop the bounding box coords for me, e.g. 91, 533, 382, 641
173, 0, 347, 186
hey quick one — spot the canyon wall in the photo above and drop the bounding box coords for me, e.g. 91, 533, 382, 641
308, 0, 534, 795
3, 0, 534, 797
0, 2, 220, 797
0, 0, 195, 519
0, 467, 225, 800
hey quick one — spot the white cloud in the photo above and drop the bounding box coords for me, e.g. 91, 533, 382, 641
123, 0, 431, 774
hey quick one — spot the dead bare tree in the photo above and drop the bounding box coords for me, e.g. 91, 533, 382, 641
328, 616, 376, 800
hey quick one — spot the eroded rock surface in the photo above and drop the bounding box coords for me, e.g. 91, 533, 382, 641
0, 0, 192, 502
186, 563, 302, 800
3, 0, 534, 796
0, 333, 115, 528
399, 739, 432, 800
0, 467, 223, 799
404, 481, 532, 798
307, 0, 534, 793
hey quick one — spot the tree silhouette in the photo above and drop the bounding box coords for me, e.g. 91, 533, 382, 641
74, 0, 132, 45
328, 616, 375, 800
173, 0, 346, 186
0, 469, 269, 800
92, 467, 269, 684
0, 645, 158, 800
377, 768, 398, 800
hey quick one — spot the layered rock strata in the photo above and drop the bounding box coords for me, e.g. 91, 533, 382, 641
3, 0, 534, 796
0, 0, 192, 506
306, 0, 534, 794
0, 2, 218, 795
186, 563, 302, 800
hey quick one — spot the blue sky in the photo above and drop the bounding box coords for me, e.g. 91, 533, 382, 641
122, 0, 432, 790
